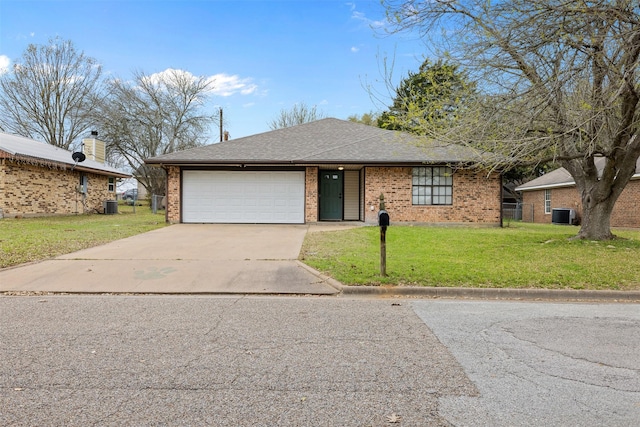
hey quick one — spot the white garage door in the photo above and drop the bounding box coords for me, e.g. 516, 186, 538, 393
182, 170, 305, 223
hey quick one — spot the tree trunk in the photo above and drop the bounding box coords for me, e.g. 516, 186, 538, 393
575, 193, 617, 240
565, 155, 635, 241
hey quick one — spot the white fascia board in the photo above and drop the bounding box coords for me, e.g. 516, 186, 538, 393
515, 182, 575, 192
516, 172, 640, 192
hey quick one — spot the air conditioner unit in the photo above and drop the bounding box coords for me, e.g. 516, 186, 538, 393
552, 208, 576, 225
103, 200, 118, 215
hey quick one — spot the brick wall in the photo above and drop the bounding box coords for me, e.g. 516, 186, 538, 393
522, 178, 640, 227
0, 160, 113, 218
163, 165, 501, 225
305, 166, 318, 222
166, 166, 181, 223
521, 190, 545, 222
611, 179, 640, 227
363, 167, 502, 225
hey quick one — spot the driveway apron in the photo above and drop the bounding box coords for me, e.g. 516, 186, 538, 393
0, 224, 338, 295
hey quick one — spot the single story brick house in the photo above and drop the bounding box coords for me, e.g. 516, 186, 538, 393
145, 118, 502, 225
0, 132, 130, 218
515, 157, 640, 227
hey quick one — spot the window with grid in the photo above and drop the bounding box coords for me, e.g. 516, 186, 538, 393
412, 167, 453, 205
108, 177, 115, 192
544, 189, 551, 214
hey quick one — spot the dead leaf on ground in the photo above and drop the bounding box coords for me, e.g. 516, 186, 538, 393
386, 413, 402, 423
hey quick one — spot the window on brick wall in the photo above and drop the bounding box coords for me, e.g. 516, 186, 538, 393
108, 177, 115, 192
412, 167, 453, 205
544, 189, 551, 214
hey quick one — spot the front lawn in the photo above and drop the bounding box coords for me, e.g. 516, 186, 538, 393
0, 205, 167, 268
300, 223, 640, 290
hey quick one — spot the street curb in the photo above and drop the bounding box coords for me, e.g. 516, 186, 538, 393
297, 262, 640, 302
339, 286, 640, 301
296, 261, 344, 293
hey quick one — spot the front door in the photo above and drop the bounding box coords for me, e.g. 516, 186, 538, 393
319, 171, 343, 220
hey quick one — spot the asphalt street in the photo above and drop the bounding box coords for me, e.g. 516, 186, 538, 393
413, 300, 640, 426
1, 296, 639, 426
0, 296, 475, 426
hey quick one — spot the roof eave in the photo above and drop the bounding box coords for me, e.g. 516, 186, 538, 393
145, 159, 474, 167
74, 165, 131, 178
517, 171, 640, 192
515, 182, 575, 192
3, 152, 130, 178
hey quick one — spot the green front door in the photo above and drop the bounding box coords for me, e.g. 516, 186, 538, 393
319, 171, 343, 220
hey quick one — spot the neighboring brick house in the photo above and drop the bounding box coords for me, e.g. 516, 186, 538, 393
0, 132, 130, 218
515, 157, 640, 227
146, 118, 502, 225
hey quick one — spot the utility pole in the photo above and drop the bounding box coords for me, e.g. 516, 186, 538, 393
219, 108, 223, 142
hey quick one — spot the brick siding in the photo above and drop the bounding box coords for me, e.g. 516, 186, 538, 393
363, 167, 502, 225
165, 166, 501, 225
611, 179, 640, 227
521, 178, 640, 227
0, 160, 114, 218
166, 166, 181, 223
305, 166, 318, 222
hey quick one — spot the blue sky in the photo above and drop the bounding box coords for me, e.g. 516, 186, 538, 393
0, 0, 427, 140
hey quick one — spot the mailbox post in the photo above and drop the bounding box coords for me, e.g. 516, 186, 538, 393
378, 194, 390, 277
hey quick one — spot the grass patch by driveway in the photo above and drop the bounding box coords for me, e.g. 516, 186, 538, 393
300, 223, 640, 290
0, 205, 167, 268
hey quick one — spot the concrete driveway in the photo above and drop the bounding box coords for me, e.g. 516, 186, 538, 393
0, 224, 339, 295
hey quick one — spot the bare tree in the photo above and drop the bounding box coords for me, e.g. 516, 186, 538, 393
0, 37, 103, 149
268, 102, 326, 130
95, 69, 217, 196
382, 0, 640, 240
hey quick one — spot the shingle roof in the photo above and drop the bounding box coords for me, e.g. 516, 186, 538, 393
515, 167, 575, 191
0, 131, 130, 178
515, 157, 640, 191
145, 118, 485, 165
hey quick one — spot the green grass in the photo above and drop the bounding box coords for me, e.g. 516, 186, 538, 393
4, 212, 639, 291
0, 205, 167, 268
300, 223, 640, 290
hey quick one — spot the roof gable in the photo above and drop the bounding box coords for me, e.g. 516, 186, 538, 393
0, 132, 129, 178
145, 118, 485, 165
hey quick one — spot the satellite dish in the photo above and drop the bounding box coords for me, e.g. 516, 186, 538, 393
72, 152, 86, 163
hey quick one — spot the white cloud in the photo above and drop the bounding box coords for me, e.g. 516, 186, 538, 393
351, 46, 359, 53
207, 73, 258, 97
142, 68, 257, 97
141, 68, 190, 86
0, 55, 10, 75
351, 8, 387, 29
319, 99, 329, 105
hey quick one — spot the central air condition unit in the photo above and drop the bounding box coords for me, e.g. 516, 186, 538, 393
103, 200, 118, 215
552, 208, 576, 225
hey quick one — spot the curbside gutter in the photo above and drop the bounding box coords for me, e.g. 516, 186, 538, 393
297, 261, 640, 302
339, 285, 640, 302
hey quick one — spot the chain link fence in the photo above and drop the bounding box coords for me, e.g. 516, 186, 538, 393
151, 194, 166, 214
503, 203, 534, 222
